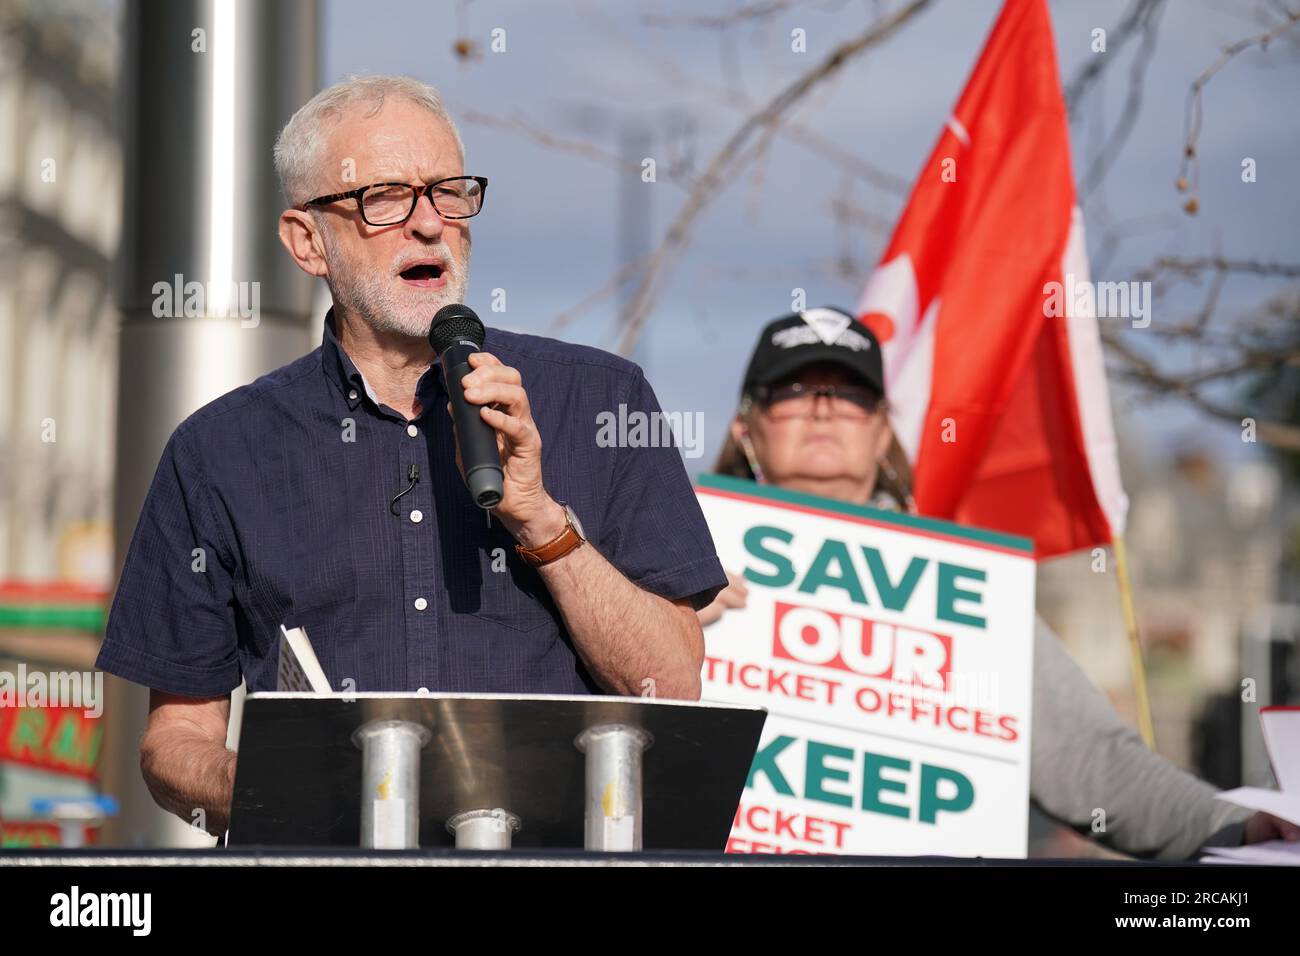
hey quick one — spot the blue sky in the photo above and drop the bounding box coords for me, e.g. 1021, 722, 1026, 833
322, 0, 1300, 474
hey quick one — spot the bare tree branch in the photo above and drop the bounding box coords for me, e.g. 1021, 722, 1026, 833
1064, 0, 1164, 117
1088, 210, 1182, 276
614, 0, 936, 356
1177, 5, 1300, 211
1078, 0, 1166, 198
643, 0, 823, 31
1102, 324, 1300, 451
1133, 256, 1300, 282
456, 108, 694, 186
546, 251, 656, 335
547, 0, 1300, 449
1099, 271, 1300, 451
584, 15, 912, 196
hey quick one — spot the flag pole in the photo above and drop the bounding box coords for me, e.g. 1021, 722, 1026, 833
1111, 533, 1156, 749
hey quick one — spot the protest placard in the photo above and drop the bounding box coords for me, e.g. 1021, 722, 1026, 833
698, 473, 1036, 857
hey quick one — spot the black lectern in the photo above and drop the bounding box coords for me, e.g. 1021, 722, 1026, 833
228, 692, 767, 851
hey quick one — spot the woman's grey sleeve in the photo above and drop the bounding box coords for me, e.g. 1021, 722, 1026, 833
1029, 614, 1252, 860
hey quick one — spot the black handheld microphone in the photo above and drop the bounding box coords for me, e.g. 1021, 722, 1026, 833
428, 304, 504, 509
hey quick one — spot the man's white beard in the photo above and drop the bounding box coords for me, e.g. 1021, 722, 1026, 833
322, 231, 470, 339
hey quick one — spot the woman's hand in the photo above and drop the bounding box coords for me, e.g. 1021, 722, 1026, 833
1243, 810, 1300, 844
697, 570, 749, 627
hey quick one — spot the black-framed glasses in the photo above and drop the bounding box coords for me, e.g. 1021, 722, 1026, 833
752, 382, 884, 421
302, 176, 488, 226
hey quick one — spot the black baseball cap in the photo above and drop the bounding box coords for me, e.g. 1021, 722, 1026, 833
741, 307, 885, 397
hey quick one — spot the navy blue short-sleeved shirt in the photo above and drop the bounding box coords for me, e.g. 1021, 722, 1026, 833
97, 311, 726, 697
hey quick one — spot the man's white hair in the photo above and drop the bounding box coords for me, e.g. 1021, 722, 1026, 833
273, 74, 466, 205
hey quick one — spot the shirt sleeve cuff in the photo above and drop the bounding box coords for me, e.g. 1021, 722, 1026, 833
96, 640, 242, 698
630, 555, 728, 611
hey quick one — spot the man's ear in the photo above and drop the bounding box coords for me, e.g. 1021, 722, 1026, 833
278, 209, 330, 279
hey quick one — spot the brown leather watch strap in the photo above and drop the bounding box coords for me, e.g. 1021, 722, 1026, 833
515, 509, 584, 567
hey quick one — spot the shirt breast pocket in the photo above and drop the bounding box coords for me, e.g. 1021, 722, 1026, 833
459, 528, 558, 634
280, 557, 359, 635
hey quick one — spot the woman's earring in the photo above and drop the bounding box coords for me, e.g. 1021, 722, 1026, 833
878, 454, 899, 484
740, 432, 766, 484
877, 454, 917, 513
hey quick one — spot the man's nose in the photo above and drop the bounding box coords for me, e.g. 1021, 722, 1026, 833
404, 190, 445, 241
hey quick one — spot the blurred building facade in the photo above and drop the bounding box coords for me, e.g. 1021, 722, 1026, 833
0, 0, 118, 589
1038, 427, 1294, 780
1029, 424, 1295, 858
0, 0, 119, 845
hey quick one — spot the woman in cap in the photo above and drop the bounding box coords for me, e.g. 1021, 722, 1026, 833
700, 306, 1297, 859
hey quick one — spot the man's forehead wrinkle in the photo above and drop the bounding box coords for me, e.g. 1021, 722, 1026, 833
353, 131, 457, 182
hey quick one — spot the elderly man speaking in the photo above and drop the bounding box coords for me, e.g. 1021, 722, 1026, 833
97, 75, 725, 836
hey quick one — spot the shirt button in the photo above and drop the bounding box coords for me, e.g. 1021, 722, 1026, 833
410, 509, 423, 523
414, 597, 428, 611
348, 388, 358, 400
407, 424, 418, 437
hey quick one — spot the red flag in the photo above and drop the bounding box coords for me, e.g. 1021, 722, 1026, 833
857, 0, 1126, 558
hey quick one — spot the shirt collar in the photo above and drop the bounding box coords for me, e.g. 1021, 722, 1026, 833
321, 308, 445, 415
322, 308, 375, 410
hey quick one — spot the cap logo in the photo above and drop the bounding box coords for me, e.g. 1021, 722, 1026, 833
771, 309, 873, 352
800, 308, 852, 345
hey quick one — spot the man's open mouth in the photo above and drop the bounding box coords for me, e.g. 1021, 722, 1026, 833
398, 262, 446, 287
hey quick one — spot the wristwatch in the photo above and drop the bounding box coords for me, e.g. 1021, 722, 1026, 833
515, 503, 586, 567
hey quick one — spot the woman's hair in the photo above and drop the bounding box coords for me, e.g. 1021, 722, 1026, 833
713, 394, 916, 511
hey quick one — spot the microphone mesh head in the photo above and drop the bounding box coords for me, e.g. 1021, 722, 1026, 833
428, 304, 485, 352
